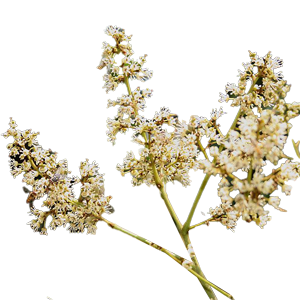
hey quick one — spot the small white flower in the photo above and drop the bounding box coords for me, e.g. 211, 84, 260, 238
269, 196, 280, 207
209, 146, 219, 157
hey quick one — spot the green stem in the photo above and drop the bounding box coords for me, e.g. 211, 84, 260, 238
160, 182, 182, 232
288, 129, 300, 162
165, 157, 178, 168
124, 75, 132, 95
292, 139, 300, 158
281, 155, 297, 160
70, 201, 182, 264
247, 161, 253, 183
101, 217, 184, 264
215, 125, 224, 138
262, 167, 281, 181
182, 232, 219, 299
118, 50, 131, 95
227, 172, 238, 180
101, 217, 233, 299
28, 156, 39, 172
188, 217, 215, 231
197, 138, 209, 160
183, 173, 211, 234
188, 265, 234, 299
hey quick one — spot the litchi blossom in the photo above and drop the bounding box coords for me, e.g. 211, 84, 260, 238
203, 51, 300, 230
98, 26, 152, 93
3, 119, 114, 235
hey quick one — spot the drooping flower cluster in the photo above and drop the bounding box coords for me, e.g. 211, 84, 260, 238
98, 25, 153, 93
3, 119, 113, 235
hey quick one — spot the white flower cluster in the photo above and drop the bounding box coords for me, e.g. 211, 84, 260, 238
219, 52, 292, 111
98, 25, 153, 93
3, 119, 113, 235
202, 52, 300, 230
116, 107, 201, 187
210, 173, 280, 231
175, 108, 225, 143
206, 110, 290, 175
99, 26, 220, 188
106, 87, 153, 144
79, 159, 114, 215
208, 201, 241, 231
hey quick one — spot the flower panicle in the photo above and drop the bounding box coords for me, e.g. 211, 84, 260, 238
98, 25, 153, 93
3, 119, 114, 235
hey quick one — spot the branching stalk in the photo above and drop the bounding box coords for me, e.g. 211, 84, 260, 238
183, 75, 261, 233
124, 72, 220, 299
197, 138, 209, 160
188, 217, 215, 231
28, 156, 39, 172
188, 267, 234, 299
100, 217, 185, 264
262, 167, 281, 181
165, 157, 178, 168
247, 161, 253, 183
215, 125, 224, 138
100, 217, 233, 299
160, 183, 182, 232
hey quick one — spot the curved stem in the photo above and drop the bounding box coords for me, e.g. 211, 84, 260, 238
188, 217, 215, 231
28, 156, 39, 172
262, 167, 281, 181
288, 129, 300, 162
281, 153, 294, 160
215, 125, 224, 138
226, 172, 238, 180
197, 138, 209, 160
165, 157, 178, 168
